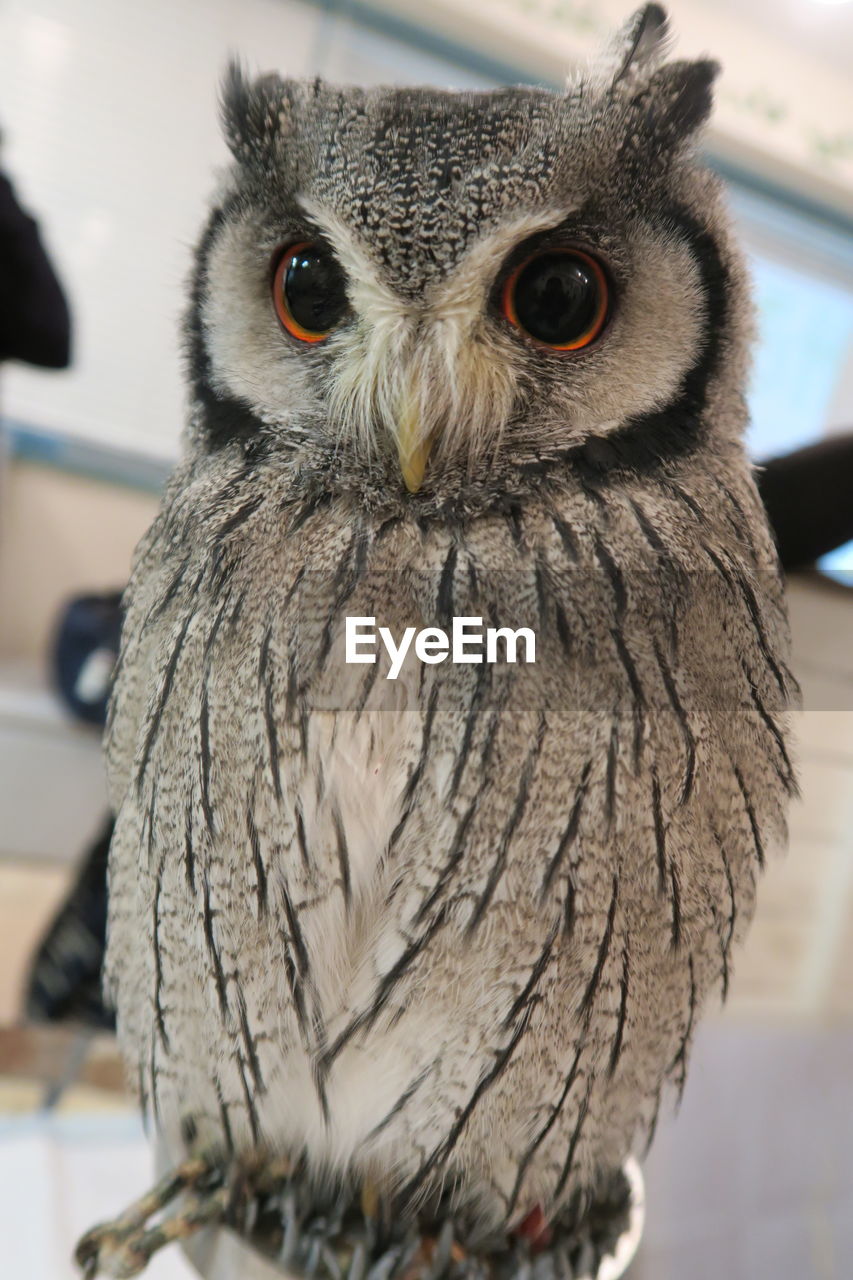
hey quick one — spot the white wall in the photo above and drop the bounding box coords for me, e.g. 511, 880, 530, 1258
0, 0, 489, 462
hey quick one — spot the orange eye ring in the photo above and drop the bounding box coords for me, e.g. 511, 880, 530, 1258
272, 241, 347, 343
501, 248, 609, 351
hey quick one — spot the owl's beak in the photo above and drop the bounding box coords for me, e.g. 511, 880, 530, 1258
396, 395, 434, 494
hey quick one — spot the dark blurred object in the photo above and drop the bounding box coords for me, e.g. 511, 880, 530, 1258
0, 167, 71, 367
26, 591, 122, 1030
53, 591, 123, 726
26, 814, 115, 1030
757, 432, 853, 573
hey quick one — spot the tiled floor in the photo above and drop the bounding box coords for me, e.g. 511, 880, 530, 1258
0, 570, 851, 1279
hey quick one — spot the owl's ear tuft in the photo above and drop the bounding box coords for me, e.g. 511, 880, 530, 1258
220, 61, 293, 162
641, 58, 720, 144
608, 4, 671, 86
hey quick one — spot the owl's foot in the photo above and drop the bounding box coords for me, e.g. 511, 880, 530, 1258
504, 1164, 643, 1280
558, 1158, 645, 1280
75, 1157, 644, 1280
233, 1156, 644, 1280
74, 1155, 230, 1278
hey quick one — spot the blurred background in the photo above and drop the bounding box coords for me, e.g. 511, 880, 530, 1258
0, 1, 852, 1277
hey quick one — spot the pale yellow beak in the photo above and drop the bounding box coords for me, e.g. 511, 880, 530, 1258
396, 391, 434, 494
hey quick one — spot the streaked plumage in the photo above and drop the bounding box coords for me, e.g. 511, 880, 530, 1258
104, 3, 796, 1257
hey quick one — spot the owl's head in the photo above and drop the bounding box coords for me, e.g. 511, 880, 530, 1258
187, 5, 747, 510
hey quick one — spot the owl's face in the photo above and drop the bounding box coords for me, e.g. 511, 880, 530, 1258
188, 6, 748, 509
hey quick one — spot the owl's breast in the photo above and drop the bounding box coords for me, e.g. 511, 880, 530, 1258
105, 457, 796, 1219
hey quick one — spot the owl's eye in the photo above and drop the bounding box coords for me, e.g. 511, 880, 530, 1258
272, 242, 348, 343
501, 249, 609, 350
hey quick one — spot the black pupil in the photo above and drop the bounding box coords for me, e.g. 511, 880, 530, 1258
512, 252, 602, 346
283, 245, 347, 333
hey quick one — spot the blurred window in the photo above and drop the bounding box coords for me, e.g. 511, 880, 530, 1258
729, 185, 853, 575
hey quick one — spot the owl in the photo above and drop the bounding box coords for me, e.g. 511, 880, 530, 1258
95, 5, 796, 1278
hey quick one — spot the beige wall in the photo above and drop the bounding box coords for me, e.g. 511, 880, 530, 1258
0, 461, 160, 663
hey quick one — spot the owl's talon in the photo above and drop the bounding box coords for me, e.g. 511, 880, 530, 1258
74, 1157, 227, 1278
396, 1226, 464, 1280
347, 1239, 368, 1280
360, 1180, 380, 1221
398, 1235, 434, 1280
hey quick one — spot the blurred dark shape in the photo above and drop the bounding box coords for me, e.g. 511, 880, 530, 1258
26, 591, 122, 1030
26, 814, 115, 1030
0, 166, 71, 368
756, 432, 853, 572
53, 591, 124, 726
